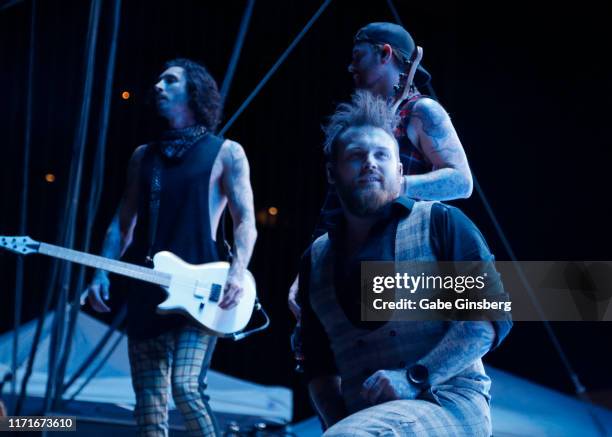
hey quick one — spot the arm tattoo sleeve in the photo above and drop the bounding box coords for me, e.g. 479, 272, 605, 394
96, 146, 143, 273
225, 142, 257, 274
418, 321, 495, 387
403, 100, 473, 200
415, 100, 448, 140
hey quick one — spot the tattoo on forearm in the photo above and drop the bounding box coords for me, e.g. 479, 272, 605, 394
226, 142, 257, 273
94, 216, 123, 278
404, 168, 472, 200
420, 321, 495, 386
100, 217, 121, 257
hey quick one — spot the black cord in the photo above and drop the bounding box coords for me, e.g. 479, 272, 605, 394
219, 0, 333, 137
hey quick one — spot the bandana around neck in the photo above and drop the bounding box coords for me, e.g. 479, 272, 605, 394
156, 124, 208, 160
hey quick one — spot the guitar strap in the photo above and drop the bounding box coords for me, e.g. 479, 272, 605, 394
146, 151, 162, 266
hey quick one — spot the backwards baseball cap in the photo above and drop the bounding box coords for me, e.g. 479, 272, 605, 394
354, 22, 431, 87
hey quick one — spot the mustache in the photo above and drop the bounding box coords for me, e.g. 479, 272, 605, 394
356, 169, 384, 183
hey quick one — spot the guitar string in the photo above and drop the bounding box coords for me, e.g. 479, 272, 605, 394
39, 244, 227, 293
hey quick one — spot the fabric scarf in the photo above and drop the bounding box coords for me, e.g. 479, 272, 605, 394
156, 124, 208, 161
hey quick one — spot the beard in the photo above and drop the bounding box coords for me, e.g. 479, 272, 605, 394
336, 173, 401, 217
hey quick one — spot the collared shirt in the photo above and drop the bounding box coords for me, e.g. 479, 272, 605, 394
299, 197, 513, 380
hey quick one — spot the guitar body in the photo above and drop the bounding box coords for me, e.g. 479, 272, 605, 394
152, 251, 257, 337
0, 236, 259, 337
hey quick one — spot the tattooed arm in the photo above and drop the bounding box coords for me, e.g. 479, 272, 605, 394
418, 321, 495, 387
219, 141, 258, 309
87, 145, 144, 312
360, 322, 495, 405
359, 323, 495, 405
404, 98, 473, 200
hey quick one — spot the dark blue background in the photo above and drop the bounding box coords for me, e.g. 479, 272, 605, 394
1, 0, 611, 420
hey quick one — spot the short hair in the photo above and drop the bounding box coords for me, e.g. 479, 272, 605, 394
164, 58, 223, 131
323, 91, 398, 162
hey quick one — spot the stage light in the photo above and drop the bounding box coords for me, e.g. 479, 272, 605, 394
121, 91, 130, 100
268, 207, 278, 216
45, 174, 55, 183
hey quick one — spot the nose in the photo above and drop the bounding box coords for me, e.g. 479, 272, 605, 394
154, 80, 163, 94
363, 152, 378, 170
348, 63, 355, 74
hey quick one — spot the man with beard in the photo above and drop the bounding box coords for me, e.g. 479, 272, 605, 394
86, 59, 257, 436
299, 91, 511, 436
288, 22, 472, 322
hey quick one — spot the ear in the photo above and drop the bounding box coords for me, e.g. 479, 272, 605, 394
326, 162, 336, 185
380, 44, 394, 65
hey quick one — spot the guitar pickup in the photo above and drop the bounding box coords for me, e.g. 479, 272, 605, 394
194, 285, 206, 299
209, 283, 222, 302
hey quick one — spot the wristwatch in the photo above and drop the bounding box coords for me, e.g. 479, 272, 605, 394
406, 364, 429, 389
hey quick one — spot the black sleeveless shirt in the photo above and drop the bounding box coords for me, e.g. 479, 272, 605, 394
122, 133, 224, 339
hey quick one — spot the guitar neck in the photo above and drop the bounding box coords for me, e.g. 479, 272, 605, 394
38, 243, 170, 287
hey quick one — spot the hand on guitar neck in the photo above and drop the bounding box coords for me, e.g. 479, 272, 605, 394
87, 270, 111, 313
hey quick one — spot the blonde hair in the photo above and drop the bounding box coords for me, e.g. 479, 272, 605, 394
323, 91, 398, 162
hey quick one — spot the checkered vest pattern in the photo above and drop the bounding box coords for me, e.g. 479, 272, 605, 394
309, 201, 490, 413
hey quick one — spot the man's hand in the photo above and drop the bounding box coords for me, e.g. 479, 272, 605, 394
219, 270, 245, 310
360, 369, 421, 405
87, 272, 111, 313
288, 274, 301, 321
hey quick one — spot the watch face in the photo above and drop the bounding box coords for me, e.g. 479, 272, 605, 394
409, 364, 429, 384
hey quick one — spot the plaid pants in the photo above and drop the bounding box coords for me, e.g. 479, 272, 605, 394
128, 325, 219, 437
324, 388, 491, 437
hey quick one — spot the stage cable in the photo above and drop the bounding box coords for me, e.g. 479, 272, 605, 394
43, 0, 103, 413
219, 0, 333, 137
11, 0, 36, 411
53, 0, 123, 407
219, 0, 255, 107
61, 304, 127, 403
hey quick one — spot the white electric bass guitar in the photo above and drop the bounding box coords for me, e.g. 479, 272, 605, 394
0, 236, 259, 338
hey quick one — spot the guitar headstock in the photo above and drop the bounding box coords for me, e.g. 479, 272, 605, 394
0, 236, 40, 255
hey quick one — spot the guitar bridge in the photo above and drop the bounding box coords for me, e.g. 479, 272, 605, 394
209, 283, 222, 302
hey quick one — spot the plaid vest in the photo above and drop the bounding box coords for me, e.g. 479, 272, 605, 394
309, 201, 491, 413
